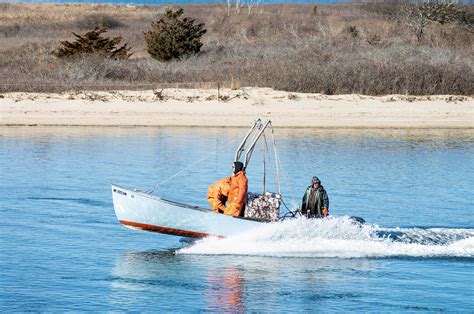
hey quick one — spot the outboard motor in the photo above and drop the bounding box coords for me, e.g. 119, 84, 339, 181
350, 216, 366, 225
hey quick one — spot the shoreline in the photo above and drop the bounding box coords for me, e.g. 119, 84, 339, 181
1, 88, 473, 128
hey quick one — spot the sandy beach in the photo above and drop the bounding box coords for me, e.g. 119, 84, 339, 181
1, 88, 473, 128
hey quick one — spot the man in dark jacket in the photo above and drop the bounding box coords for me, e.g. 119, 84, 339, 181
301, 176, 329, 218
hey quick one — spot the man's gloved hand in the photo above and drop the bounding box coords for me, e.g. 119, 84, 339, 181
322, 208, 328, 216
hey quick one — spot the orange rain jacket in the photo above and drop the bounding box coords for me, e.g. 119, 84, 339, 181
207, 177, 231, 213
225, 171, 248, 217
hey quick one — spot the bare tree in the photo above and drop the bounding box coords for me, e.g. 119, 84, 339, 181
404, 4, 433, 41
247, 0, 261, 15
404, 3, 469, 41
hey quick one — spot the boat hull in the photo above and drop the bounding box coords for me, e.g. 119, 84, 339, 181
112, 185, 263, 238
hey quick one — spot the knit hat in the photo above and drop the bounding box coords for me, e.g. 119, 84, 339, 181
233, 161, 244, 174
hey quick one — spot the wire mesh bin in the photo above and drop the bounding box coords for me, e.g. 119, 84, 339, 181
245, 192, 281, 222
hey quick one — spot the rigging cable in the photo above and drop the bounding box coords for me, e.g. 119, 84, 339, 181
269, 126, 302, 219
145, 136, 241, 194
270, 126, 296, 203
269, 125, 281, 195
262, 132, 266, 194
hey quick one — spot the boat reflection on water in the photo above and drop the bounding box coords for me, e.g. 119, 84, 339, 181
205, 267, 245, 312
109, 250, 246, 311
109, 249, 379, 311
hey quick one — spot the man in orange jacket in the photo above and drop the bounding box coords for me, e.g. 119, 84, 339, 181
225, 161, 248, 217
207, 177, 231, 213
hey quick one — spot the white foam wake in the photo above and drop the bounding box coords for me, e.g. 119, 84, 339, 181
178, 217, 474, 258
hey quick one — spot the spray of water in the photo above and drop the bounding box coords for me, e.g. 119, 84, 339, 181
178, 217, 474, 258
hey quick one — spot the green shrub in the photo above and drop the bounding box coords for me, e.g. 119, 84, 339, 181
144, 8, 206, 62
52, 27, 132, 59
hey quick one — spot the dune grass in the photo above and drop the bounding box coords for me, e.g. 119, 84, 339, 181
0, 2, 472, 95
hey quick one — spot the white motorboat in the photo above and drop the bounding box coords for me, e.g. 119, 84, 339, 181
112, 119, 366, 238
112, 119, 284, 238
112, 184, 265, 238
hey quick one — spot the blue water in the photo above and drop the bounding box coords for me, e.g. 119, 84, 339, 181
1, 126, 473, 311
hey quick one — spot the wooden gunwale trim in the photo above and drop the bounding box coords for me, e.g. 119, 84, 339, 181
119, 220, 224, 238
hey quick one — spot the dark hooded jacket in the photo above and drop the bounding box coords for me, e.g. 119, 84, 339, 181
301, 185, 329, 217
